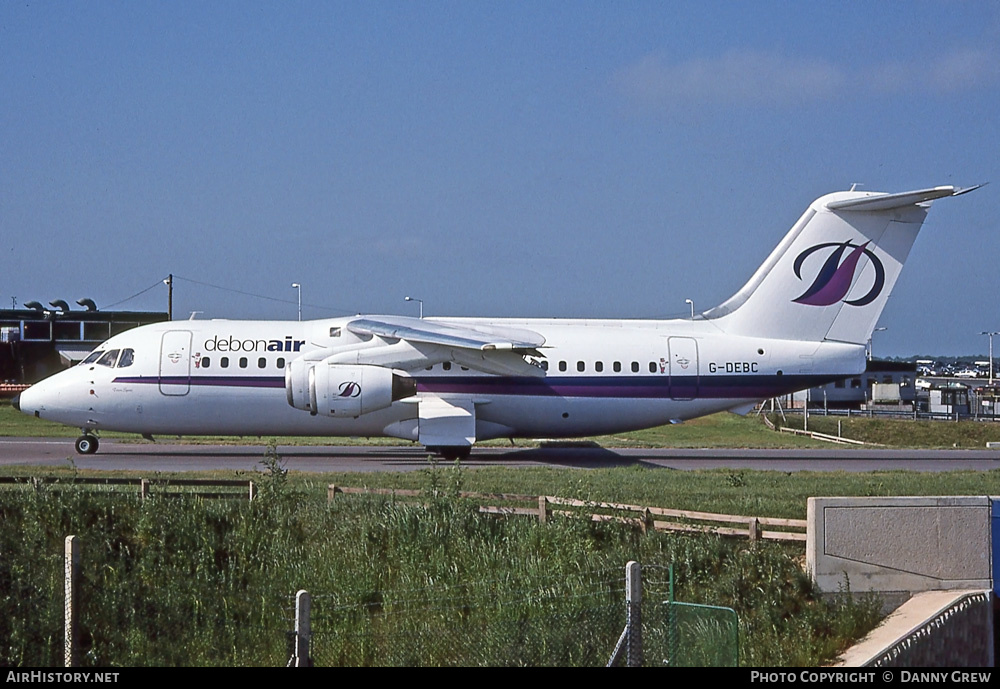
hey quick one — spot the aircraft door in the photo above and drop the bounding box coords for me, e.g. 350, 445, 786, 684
668, 337, 699, 401
159, 330, 192, 396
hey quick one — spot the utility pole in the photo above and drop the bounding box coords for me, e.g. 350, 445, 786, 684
164, 275, 173, 320
982, 331, 998, 386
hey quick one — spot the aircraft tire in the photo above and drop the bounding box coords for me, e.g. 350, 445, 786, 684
433, 446, 471, 461
75, 435, 99, 455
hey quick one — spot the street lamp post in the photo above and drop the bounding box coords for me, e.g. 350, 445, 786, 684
685, 299, 694, 318
404, 296, 423, 319
981, 331, 998, 386
867, 327, 887, 361
291, 283, 301, 321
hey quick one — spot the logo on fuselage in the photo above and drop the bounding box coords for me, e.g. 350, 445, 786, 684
203, 335, 306, 353
792, 241, 885, 307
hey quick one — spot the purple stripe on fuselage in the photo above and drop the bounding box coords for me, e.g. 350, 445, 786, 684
415, 374, 838, 400
114, 376, 285, 388
114, 373, 841, 399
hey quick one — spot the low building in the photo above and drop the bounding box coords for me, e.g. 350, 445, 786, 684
782, 359, 917, 411
1, 305, 167, 393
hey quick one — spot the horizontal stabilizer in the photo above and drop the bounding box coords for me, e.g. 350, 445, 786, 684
826, 185, 983, 212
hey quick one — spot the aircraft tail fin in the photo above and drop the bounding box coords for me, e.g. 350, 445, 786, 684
704, 185, 981, 344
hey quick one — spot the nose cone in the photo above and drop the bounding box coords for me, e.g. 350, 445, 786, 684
14, 372, 97, 428
14, 380, 56, 418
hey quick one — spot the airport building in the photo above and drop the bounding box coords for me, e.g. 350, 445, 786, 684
781, 358, 1000, 420
782, 359, 917, 412
0, 303, 167, 394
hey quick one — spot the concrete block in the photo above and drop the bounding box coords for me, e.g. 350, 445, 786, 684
807, 496, 992, 594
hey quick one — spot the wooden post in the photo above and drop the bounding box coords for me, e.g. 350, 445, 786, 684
748, 517, 761, 541
538, 495, 548, 524
140, 479, 150, 500
248, 481, 257, 501
64, 536, 79, 668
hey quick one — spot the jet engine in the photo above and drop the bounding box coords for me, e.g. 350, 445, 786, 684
285, 359, 416, 417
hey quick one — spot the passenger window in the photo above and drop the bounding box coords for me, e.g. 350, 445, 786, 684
97, 349, 120, 367
649, 362, 657, 373
540, 360, 549, 371
258, 357, 266, 369
201, 357, 211, 369
221, 357, 230, 368
277, 358, 285, 368
613, 362, 621, 373
631, 362, 639, 373
117, 349, 135, 368
559, 361, 567, 372
443, 362, 452, 371
595, 361, 603, 373
239, 357, 248, 369
577, 361, 585, 372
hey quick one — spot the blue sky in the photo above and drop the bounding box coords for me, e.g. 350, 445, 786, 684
3, 2, 998, 357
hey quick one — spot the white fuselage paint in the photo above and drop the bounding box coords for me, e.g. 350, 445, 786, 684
19, 316, 863, 442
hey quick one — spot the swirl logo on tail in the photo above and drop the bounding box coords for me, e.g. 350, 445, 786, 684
792, 241, 885, 307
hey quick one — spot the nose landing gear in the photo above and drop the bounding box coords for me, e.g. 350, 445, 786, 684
75, 434, 99, 455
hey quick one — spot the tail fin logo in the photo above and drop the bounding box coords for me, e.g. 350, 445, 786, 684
792, 241, 885, 307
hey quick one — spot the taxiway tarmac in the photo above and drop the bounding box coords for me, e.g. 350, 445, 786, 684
2, 438, 1000, 473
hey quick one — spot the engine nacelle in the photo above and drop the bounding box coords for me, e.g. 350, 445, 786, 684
285, 358, 316, 412
287, 361, 416, 417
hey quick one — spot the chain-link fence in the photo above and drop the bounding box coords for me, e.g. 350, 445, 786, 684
299, 571, 627, 666
290, 563, 738, 667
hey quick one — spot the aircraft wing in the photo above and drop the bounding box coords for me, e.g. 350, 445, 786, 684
347, 316, 546, 353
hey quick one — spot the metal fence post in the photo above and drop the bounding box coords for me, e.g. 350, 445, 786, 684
64, 535, 79, 668
626, 560, 642, 667
293, 589, 311, 667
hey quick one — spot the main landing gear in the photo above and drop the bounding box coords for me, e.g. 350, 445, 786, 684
429, 446, 472, 461
75, 434, 99, 455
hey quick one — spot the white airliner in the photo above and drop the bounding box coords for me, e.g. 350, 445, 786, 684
15, 185, 980, 458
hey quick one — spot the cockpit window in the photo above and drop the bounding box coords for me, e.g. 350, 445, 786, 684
81, 351, 103, 365
96, 349, 120, 367
117, 349, 135, 368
